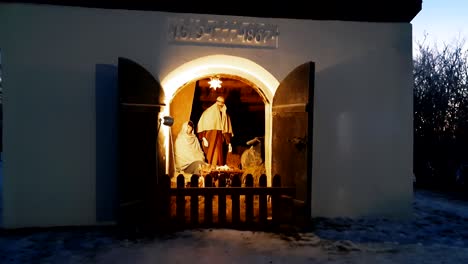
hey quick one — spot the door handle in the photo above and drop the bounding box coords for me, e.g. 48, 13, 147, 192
287, 136, 307, 147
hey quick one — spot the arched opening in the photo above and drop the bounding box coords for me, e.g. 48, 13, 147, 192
161, 55, 279, 184
169, 75, 266, 181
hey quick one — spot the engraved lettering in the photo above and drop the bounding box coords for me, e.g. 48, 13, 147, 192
168, 17, 279, 48
263, 30, 272, 43
195, 26, 204, 39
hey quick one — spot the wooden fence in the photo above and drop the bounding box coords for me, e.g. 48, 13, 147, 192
158, 172, 296, 230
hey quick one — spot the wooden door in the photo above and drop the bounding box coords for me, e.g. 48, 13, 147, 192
117, 57, 165, 232
272, 62, 314, 218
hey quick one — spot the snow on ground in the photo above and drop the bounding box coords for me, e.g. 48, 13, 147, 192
1, 189, 468, 263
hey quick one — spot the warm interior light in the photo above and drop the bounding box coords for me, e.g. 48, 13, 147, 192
161, 55, 280, 180
209, 76, 222, 90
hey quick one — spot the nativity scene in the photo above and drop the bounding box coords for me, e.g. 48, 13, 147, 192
171, 76, 266, 188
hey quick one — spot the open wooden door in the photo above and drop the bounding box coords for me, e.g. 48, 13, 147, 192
117, 57, 165, 233
272, 62, 314, 219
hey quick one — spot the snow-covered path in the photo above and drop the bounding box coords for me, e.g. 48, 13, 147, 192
1, 189, 468, 263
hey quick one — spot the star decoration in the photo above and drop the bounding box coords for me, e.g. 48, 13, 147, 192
209, 77, 222, 90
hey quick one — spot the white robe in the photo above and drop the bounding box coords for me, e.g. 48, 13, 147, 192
197, 102, 234, 166
197, 102, 233, 135
175, 122, 206, 172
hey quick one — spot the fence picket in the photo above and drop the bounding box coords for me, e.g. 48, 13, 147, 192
245, 174, 254, 224
190, 174, 199, 225
258, 174, 268, 225
231, 174, 241, 225
204, 175, 213, 225
176, 174, 185, 224
218, 173, 227, 224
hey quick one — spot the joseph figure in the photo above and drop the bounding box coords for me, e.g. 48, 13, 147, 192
197, 96, 233, 167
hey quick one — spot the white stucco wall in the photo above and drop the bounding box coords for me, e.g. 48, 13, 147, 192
0, 3, 413, 228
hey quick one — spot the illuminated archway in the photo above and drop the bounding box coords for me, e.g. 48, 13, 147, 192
161, 55, 279, 181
